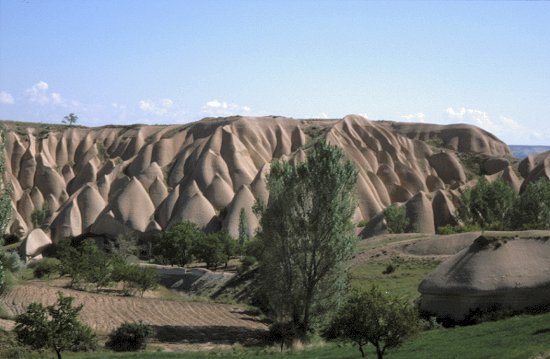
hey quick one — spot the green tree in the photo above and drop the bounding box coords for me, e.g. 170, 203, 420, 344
192, 231, 232, 270
62, 113, 78, 126
238, 208, 250, 254
257, 140, 358, 338
325, 287, 420, 359
58, 238, 111, 290
153, 221, 201, 267
512, 178, 550, 230
126, 266, 159, 297
14, 292, 96, 359
383, 205, 409, 233
457, 177, 516, 230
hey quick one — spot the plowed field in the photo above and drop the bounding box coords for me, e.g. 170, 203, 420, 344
0, 281, 267, 346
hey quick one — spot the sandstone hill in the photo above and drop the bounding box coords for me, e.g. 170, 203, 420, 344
1, 115, 535, 254
418, 231, 550, 321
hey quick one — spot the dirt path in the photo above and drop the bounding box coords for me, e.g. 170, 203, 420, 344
0, 281, 267, 346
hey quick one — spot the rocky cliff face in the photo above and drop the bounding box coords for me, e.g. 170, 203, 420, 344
1, 115, 520, 244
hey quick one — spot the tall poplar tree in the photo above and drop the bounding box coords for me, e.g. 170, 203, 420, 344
256, 140, 358, 338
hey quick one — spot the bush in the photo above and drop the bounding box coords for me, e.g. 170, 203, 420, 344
384, 205, 410, 234
1, 251, 23, 273
33, 258, 61, 279
2, 234, 19, 246
106, 321, 153, 352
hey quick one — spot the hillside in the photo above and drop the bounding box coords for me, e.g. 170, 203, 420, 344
0, 115, 532, 248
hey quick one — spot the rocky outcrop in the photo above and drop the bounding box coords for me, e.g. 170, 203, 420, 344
418, 232, 550, 321
1, 116, 517, 241
22, 228, 52, 260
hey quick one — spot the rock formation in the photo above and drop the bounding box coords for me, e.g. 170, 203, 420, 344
0, 115, 524, 243
418, 232, 550, 321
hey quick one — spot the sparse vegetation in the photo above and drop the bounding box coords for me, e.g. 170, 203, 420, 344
31, 204, 51, 229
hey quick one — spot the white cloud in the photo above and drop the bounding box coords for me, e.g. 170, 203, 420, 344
401, 112, 425, 123
24, 81, 78, 107
0, 91, 14, 105
444, 106, 543, 143
202, 99, 252, 116
138, 98, 184, 118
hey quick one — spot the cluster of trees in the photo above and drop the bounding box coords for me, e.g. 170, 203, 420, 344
38, 238, 158, 296
152, 222, 238, 270
457, 177, 550, 231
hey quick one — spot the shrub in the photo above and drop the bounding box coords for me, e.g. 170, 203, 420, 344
384, 205, 410, 233
382, 263, 397, 275
2, 234, 19, 246
33, 258, 61, 279
1, 251, 23, 273
30, 204, 50, 229
106, 321, 153, 352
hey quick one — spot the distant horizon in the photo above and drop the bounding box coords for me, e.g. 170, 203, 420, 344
1, 1, 549, 144
1, 115, 549, 147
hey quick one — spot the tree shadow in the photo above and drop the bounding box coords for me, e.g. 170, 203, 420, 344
532, 328, 550, 335
151, 325, 266, 346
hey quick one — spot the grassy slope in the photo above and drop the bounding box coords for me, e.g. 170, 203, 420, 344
53, 311, 550, 358
3, 304, 549, 359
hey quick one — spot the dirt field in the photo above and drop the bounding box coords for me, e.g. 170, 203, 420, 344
0, 280, 267, 347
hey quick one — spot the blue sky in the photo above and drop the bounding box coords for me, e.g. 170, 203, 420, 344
0, 1, 549, 144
